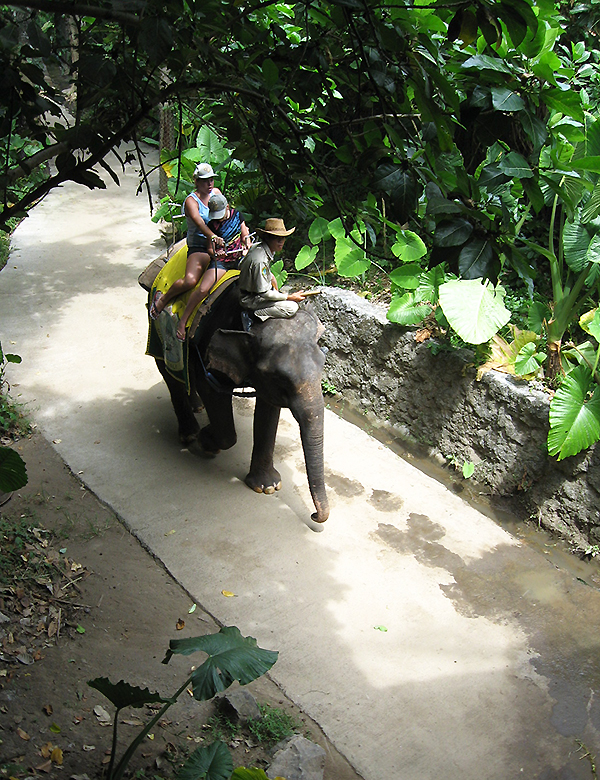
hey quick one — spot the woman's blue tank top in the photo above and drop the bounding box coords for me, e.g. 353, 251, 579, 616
184, 192, 210, 249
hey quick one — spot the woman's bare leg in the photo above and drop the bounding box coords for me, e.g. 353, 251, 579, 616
176, 267, 226, 341
154, 251, 210, 314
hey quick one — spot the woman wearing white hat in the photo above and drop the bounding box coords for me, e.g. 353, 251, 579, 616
238, 218, 307, 321
150, 163, 225, 318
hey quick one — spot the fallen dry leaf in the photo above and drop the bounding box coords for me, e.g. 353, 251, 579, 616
221, 590, 236, 597
176, 618, 185, 630
121, 718, 144, 726
16, 727, 30, 740
40, 741, 54, 758
35, 759, 52, 772
42, 704, 53, 716
93, 704, 112, 725
50, 746, 63, 765
415, 328, 432, 343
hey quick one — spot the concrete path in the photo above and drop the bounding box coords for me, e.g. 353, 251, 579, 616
3, 154, 600, 780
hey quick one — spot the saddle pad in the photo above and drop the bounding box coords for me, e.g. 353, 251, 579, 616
146, 260, 240, 391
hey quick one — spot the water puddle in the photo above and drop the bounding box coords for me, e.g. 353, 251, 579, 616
327, 396, 600, 591
328, 397, 600, 769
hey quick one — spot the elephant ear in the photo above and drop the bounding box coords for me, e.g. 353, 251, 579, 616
206, 329, 256, 387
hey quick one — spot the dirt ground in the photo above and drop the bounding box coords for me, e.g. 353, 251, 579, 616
0, 433, 363, 780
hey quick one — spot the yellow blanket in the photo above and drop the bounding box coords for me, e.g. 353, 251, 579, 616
152, 244, 239, 327
146, 249, 240, 390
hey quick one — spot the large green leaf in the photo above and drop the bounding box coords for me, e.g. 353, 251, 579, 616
491, 87, 525, 112
196, 126, 228, 164
542, 87, 584, 123
87, 678, 170, 710
498, 151, 533, 178
582, 183, 600, 222
438, 279, 511, 344
271, 260, 287, 289
433, 219, 473, 247
458, 238, 495, 279
175, 741, 233, 780
0, 447, 27, 492
579, 309, 600, 344
415, 266, 445, 304
563, 219, 593, 273
548, 366, 600, 460
461, 54, 511, 74
387, 292, 432, 325
390, 230, 427, 262
514, 342, 545, 377
477, 164, 512, 192
389, 264, 422, 289
231, 769, 270, 779
163, 627, 278, 701
308, 217, 330, 244
295, 245, 318, 271
334, 237, 370, 278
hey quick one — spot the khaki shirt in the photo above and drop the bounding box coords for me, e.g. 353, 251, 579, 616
238, 241, 287, 310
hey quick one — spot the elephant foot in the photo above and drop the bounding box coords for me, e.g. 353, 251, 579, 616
199, 425, 235, 455
245, 469, 282, 495
179, 431, 200, 447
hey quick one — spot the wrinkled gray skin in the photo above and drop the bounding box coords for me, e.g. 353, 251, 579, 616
155, 294, 329, 524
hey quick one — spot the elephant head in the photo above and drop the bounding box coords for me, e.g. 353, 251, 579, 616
205, 309, 329, 523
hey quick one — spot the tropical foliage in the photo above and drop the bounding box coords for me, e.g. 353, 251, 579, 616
89, 626, 278, 780
0, 340, 27, 493
2, 0, 600, 459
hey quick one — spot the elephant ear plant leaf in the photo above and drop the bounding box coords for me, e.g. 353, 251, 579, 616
548, 365, 600, 460
0, 340, 27, 493
438, 278, 511, 345
163, 625, 279, 700
88, 626, 278, 780
0, 446, 27, 493
548, 309, 600, 461
176, 739, 233, 780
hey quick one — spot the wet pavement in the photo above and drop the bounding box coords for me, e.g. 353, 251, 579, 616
2, 153, 600, 780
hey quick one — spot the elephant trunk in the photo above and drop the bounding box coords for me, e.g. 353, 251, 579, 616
290, 388, 329, 523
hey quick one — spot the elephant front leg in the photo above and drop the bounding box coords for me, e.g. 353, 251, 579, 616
245, 397, 282, 494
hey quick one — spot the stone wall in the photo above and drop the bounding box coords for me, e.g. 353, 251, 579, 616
310, 287, 600, 550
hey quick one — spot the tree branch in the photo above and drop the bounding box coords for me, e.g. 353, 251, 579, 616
3, 0, 140, 25
6, 142, 69, 185
0, 82, 180, 230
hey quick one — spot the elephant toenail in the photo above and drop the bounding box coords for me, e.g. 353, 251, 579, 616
264, 485, 275, 494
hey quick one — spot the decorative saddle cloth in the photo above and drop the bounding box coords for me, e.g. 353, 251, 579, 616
145, 243, 240, 391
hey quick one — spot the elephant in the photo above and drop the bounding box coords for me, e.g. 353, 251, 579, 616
152, 280, 330, 524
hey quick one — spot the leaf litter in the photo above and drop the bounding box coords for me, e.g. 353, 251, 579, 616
0, 513, 90, 669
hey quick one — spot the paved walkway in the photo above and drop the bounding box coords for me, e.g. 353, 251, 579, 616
3, 154, 600, 780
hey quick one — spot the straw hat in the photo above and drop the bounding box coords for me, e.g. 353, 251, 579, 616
257, 218, 295, 237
